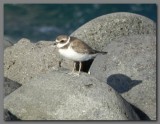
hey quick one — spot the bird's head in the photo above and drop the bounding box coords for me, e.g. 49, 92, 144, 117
54, 35, 70, 48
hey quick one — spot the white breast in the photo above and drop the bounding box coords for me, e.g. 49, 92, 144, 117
58, 46, 97, 62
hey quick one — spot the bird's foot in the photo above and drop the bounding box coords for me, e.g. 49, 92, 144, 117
88, 71, 91, 75
68, 71, 80, 77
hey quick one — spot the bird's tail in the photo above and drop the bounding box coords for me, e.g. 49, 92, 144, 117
97, 51, 108, 55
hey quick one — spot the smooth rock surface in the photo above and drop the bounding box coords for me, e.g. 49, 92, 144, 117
89, 35, 156, 120
71, 12, 156, 51
4, 38, 72, 84
4, 70, 139, 120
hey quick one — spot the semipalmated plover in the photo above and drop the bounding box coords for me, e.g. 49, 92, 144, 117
54, 35, 107, 75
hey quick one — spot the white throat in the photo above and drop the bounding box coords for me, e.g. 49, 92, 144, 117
57, 36, 70, 48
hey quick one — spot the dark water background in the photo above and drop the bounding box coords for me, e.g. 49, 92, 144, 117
4, 4, 157, 43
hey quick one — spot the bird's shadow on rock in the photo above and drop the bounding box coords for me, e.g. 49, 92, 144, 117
106, 74, 142, 93
106, 74, 151, 120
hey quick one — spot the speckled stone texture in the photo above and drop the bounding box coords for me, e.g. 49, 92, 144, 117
71, 12, 156, 51
4, 70, 139, 120
4, 38, 72, 85
89, 35, 156, 120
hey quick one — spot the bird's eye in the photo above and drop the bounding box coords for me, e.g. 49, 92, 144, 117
60, 40, 65, 43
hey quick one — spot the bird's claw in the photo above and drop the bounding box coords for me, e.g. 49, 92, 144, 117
68, 71, 80, 77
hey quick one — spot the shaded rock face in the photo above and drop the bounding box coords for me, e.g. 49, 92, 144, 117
3, 40, 13, 49
4, 109, 21, 121
4, 78, 22, 121
71, 12, 156, 51
3, 36, 14, 49
4, 77, 22, 97
4, 38, 72, 84
4, 70, 139, 120
89, 35, 156, 120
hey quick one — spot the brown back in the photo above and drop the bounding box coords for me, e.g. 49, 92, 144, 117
70, 37, 97, 54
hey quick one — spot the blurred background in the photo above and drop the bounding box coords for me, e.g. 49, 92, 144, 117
4, 4, 157, 43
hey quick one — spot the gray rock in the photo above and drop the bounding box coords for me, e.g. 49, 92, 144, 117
89, 35, 156, 120
4, 77, 22, 97
71, 12, 156, 51
4, 109, 20, 121
4, 77, 22, 120
3, 36, 14, 49
4, 38, 72, 84
4, 70, 139, 120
